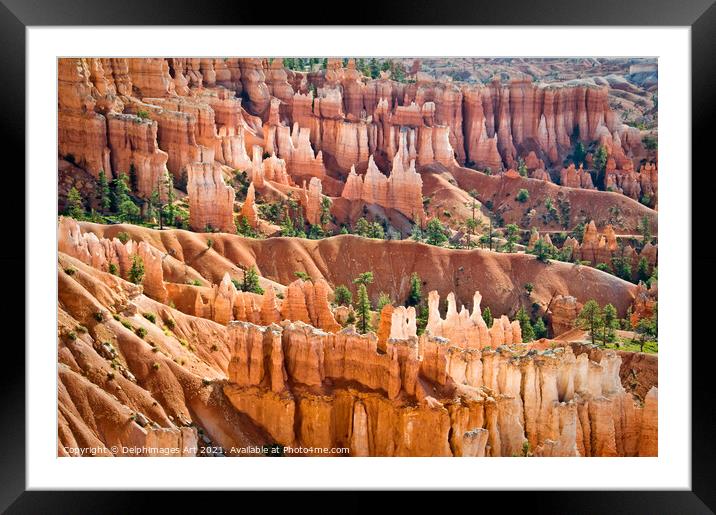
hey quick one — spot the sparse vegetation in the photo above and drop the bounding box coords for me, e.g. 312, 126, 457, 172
424, 218, 449, 246
128, 254, 145, 285
240, 265, 265, 295
333, 285, 353, 306
482, 306, 493, 328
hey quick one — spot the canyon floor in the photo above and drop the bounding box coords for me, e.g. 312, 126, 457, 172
57, 57, 658, 457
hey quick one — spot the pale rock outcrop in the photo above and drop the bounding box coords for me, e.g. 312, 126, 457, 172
303, 177, 323, 226
107, 113, 170, 198
560, 164, 595, 189
128, 58, 176, 98
187, 162, 236, 233
224, 320, 656, 457
425, 290, 520, 350
58, 59, 112, 178
266, 123, 327, 180
237, 58, 272, 118
239, 182, 259, 228
340, 154, 424, 222
279, 279, 341, 333
549, 295, 580, 337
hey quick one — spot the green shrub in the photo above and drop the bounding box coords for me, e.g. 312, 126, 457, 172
151, 362, 160, 371
116, 231, 130, 244
516, 189, 530, 203
64, 267, 76, 276
240, 265, 264, 295
136, 109, 150, 120
76, 325, 87, 333
142, 313, 156, 324
334, 285, 352, 306
642, 135, 657, 150
93, 312, 105, 322
128, 255, 145, 285
135, 327, 147, 339
596, 263, 611, 273
108, 263, 118, 275
164, 318, 175, 330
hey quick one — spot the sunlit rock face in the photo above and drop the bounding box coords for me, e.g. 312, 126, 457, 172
224, 316, 656, 457
186, 162, 236, 233
340, 152, 424, 223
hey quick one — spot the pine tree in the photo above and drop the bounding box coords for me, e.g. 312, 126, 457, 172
353, 271, 374, 289
369, 58, 379, 79
531, 239, 552, 263
162, 171, 176, 227
573, 142, 586, 166
320, 196, 332, 227
482, 306, 493, 328
333, 285, 352, 306
602, 303, 618, 344
504, 224, 519, 252
355, 284, 372, 334
111, 173, 133, 213
129, 163, 138, 193
638, 216, 652, 247
118, 198, 140, 222
241, 265, 264, 294
280, 208, 296, 237
149, 188, 160, 223
128, 254, 145, 285
637, 257, 650, 283
425, 218, 448, 246
576, 300, 604, 345
377, 292, 392, 311
406, 272, 422, 307
534, 317, 548, 339
416, 304, 429, 335
517, 157, 528, 177
65, 187, 85, 219
516, 307, 535, 342
97, 170, 111, 213
594, 145, 608, 173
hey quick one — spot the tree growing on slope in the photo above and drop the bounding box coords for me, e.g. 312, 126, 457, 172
576, 300, 604, 345
128, 254, 145, 285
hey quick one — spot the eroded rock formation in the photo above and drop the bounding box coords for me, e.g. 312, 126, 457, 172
341, 154, 424, 222
225, 318, 657, 456
186, 162, 236, 233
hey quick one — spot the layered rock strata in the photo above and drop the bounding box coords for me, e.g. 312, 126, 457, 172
186, 163, 236, 233
224, 319, 657, 457
341, 155, 424, 222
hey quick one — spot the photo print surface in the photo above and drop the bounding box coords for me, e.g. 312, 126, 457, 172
57, 57, 658, 457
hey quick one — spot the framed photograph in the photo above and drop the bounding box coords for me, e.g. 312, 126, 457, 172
5, 0, 713, 510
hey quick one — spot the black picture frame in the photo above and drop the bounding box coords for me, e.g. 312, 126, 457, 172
3, 0, 712, 511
